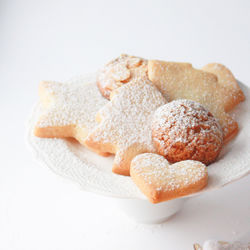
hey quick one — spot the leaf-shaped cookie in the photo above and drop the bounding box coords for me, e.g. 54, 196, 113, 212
148, 61, 240, 143
202, 63, 245, 112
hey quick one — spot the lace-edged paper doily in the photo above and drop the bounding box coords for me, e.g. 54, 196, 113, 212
27, 74, 250, 199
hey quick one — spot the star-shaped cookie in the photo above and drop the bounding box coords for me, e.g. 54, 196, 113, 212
84, 79, 167, 176
148, 60, 239, 143
34, 80, 108, 154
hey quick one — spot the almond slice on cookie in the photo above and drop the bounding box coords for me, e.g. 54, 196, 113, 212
97, 54, 148, 99
130, 153, 208, 203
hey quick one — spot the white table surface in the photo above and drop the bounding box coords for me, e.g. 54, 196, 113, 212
1, 0, 250, 249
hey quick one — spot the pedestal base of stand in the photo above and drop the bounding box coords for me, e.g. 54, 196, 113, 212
115, 197, 187, 224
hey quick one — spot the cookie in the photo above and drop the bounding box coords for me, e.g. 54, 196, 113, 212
202, 63, 245, 111
194, 240, 250, 250
84, 79, 167, 176
97, 54, 148, 99
130, 153, 208, 203
152, 100, 223, 165
148, 60, 239, 143
34, 80, 109, 155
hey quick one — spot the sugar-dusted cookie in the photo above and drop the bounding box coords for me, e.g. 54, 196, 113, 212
97, 54, 148, 99
202, 63, 245, 112
130, 153, 208, 203
84, 79, 167, 176
148, 60, 239, 143
34, 80, 109, 155
152, 100, 223, 165
194, 240, 250, 250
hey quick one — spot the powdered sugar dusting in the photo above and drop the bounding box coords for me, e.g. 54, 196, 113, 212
202, 239, 250, 250
148, 61, 238, 140
27, 73, 250, 200
202, 63, 245, 111
86, 79, 167, 172
132, 153, 207, 191
37, 80, 108, 133
152, 99, 223, 164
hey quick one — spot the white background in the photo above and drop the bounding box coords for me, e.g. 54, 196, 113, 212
1, 0, 250, 249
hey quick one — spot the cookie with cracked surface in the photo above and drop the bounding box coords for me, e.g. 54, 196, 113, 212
152, 99, 223, 165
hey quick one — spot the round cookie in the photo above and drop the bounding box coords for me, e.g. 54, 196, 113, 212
97, 54, 148, 99
151, 99, 223, 165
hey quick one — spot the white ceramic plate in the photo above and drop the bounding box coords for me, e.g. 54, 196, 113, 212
27, 74, 250, 201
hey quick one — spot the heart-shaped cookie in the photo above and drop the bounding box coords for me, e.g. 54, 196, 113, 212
130, 153, 208, 203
